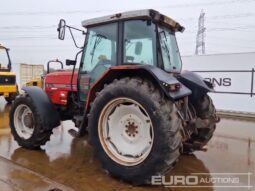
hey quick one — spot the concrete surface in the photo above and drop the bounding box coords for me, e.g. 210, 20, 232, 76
0, 97, 254, 191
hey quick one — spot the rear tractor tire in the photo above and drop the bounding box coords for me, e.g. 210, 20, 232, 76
88, 77, 182, 185
9, 94, 53, 149
184, 94, 218, 153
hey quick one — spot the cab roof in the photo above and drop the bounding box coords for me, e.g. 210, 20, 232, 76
0, 44, 8, 50
81, 9, 185, 32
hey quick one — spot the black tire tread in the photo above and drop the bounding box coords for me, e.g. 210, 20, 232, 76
186, 94, 217, 150
9, 94, 53, 149
88, 77, 182, 185
5, 94, 16, 104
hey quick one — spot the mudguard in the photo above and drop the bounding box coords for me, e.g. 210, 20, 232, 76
86, 65, 192, 113
145, 66, 192, 100
22, 86, 60, 129
177, 70, 214, 94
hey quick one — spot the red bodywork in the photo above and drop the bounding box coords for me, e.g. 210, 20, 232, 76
44, 71, 78, 105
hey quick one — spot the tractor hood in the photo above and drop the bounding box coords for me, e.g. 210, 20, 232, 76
45, 71, 78, 90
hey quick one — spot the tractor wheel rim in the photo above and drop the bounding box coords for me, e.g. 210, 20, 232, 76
14, 104, 35, 139
98, 97, 154, 166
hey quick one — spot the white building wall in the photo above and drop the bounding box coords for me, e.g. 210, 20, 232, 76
182, 52, 255, 113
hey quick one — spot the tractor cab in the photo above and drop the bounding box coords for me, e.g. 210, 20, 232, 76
58, 9, 185, 103
0, 44, 12, 71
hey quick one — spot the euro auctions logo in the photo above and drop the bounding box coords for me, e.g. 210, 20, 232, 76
152, 175, 199, 186
151, 173, 253, 188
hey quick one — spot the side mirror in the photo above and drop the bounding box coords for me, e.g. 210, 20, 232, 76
135, 42, 143, 55
57, 19, 66, 40
66, 59, 76, 66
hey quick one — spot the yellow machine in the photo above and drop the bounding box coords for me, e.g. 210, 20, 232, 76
25, 59, 63, 89
0, 44, 18, 103
25, 78, 43, 88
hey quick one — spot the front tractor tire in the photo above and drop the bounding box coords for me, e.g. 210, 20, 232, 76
9, 94, 53, 149
5, 96, 14, 104
88, 78, 182, 185
5, 93, 17, 104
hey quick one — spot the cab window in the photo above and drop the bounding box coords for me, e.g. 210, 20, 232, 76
123, 20, 156, 66
0, 48, 9, 70
158, 26, 182, 73
81, 23, 117, 73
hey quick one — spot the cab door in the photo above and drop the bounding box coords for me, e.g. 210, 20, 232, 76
78, 22, 118, 102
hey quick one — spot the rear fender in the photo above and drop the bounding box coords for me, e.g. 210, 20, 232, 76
85, 65, 192, 112
22, 86, 60, 129
177, 70, 214, 97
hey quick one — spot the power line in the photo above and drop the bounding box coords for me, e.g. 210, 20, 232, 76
0, 25, 57, 29
0, 0, 254, 16
164, 0, 255, 9
2, 24, 255, 41
2, 24, 255, 35
1, 12, 255, 31
0, 9, 110, 16
178, 12, 255, 22
0, 35, 84, 41
207, 41, 255, 49
207, 34, 255, 42
0, 24, 82, 30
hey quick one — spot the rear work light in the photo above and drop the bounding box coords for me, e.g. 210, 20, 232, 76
162, 82, 181, 92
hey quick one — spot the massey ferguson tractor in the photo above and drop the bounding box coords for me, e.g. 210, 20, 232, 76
10, 9, 219, 185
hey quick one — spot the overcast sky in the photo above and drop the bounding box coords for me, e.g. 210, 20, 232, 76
1, 0, 255, 65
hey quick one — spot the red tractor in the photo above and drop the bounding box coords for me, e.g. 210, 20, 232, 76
10, 9, 219, 185
44, 59, 79, 120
